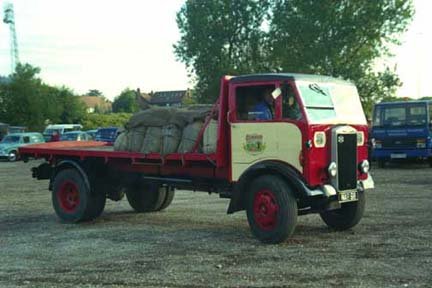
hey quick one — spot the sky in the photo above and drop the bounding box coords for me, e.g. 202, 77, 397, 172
0, 0, 431, 100
382, 0, 432, 98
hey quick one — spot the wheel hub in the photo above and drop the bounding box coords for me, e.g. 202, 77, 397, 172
253, 189, 279, 230
58, 181, 80, 213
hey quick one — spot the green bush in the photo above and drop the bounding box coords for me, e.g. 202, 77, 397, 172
81, 113, 132, 130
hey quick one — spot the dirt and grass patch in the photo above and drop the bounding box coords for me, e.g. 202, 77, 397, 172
0, 160, 431, 287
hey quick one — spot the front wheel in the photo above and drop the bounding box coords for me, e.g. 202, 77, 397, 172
320, 192, 365, 230
8, 150, 18, 162
246, 175, 298, 244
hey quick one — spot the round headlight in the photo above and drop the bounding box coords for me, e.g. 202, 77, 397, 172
328, 162, 337, 177
360, 160, 370, 174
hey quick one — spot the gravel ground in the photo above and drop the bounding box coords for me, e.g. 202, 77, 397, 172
0, 160, 431, 288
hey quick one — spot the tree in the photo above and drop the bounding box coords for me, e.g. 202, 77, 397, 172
356, 67, 403, 117
269, 0, 413, 117
175, 0, 414, 115
56, 87, 86, 123
112, 89, 139, 113
175, 0, 271, 103
0, 63, 86, 131
87, 89, 104, 97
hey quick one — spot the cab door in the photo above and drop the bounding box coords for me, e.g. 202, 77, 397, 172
229, 82, 303, 181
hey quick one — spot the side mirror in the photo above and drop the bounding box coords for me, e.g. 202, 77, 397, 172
271, 88, 282, 99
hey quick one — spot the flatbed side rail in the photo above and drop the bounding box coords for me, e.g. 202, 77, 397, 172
19, 141, 218, 166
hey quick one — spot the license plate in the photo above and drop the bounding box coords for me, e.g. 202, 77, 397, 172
390, 153, 406, 159
339, 191, 358, 202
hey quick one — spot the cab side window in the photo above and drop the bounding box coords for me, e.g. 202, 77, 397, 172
236, 85, 276, 121
282, 84, 302, 120
23, 136, 30, 143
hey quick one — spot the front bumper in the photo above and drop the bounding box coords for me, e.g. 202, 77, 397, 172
305, 173, 375, 198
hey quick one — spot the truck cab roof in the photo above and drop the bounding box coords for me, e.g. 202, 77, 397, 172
229, 73, 354, 86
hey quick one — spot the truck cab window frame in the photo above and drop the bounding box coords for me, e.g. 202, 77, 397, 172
282, 82, 304, 121
232, 83, 280, 122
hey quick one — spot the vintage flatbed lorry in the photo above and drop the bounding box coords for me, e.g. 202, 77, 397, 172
19, 73, 374, 244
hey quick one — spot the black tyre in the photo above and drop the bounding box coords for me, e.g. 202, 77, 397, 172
52, 169, 94, 222
88, 190, 106, 220
320, 192, 365, 231
246, 175, 298, 244
157, 187, 175, 211
126, 182, 167, 212
8, 150, 18, 162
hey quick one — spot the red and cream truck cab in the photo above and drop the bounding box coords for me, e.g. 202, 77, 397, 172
21, 73, 374, 244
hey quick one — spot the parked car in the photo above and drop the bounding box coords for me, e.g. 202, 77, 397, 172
60, 131, 92, 141
95, 127, 120, 144
0, 132, 45, 161
85, 129, 97, 140
43, 124, 83, 142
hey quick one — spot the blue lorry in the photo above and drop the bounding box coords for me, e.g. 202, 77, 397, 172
371, 100, 432, 167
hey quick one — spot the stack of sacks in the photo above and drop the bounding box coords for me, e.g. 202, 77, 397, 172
114, 105, 216, 154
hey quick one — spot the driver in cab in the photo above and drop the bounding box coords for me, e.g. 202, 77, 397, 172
251, 88, 275, 120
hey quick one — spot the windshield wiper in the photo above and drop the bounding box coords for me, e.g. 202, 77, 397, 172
309, 83, 327, 96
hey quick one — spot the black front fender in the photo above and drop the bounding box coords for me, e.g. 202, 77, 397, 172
227, 160, 315, 214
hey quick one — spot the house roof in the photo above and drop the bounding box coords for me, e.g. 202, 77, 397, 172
80, 96, 112, 109
150, 90, 187, 105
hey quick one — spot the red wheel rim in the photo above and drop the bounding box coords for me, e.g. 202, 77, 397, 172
57, 181, 80, 213
253, 189, 279, 230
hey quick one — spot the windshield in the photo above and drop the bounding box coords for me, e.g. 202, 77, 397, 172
1, 135, 20, 143
297, 81, 366, 124
373, 103, 427, 127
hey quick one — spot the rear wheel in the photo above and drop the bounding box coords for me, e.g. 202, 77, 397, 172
126, 182, 167, 212
320, 192, 365, 230
246, 175, 298, 244
52, 169, 93, 222
157, 187, 175, 211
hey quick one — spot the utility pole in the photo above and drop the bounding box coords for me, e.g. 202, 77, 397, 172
3, 2, 19, 74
